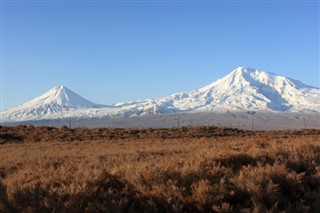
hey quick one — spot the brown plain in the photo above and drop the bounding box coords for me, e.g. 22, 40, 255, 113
0, 125, 319, 212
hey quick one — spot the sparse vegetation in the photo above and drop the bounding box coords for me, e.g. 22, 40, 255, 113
0, 125, 319, 212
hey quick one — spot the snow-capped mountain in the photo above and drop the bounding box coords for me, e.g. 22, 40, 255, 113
151, 67, 320, 113
1, 85, 105, 121
1, 67, 319, 122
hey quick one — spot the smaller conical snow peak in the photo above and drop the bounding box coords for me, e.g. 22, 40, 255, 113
37, 85, 103, 108
5, 85, 105, 115
54, 85, 64, 89
51, 85, 68, 93
44, 85, 71, 102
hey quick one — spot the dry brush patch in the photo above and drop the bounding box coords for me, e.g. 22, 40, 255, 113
0, 126, 320, 212
1, 125, 319, 143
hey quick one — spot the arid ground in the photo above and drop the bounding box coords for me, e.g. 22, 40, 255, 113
0, 125, 319, 212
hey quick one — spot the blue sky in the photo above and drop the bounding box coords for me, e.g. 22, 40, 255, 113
1, 1, 319, 110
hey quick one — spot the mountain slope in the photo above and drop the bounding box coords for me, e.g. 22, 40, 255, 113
1, 67, 319, 122
151, 67, 319, 113
1, 86, 105, 121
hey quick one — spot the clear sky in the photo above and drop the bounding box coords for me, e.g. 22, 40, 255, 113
1, 0, 319, 110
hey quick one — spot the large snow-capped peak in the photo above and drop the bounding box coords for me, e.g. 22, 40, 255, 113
202, 67, 313, 92
152, 67, 319, 112
200, 67, 309, 93
217, 67, 319, 112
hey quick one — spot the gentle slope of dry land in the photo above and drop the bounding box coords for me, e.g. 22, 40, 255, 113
0, 125, 320, 212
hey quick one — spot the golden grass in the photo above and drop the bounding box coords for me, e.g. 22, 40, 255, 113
0, 126, 319, 212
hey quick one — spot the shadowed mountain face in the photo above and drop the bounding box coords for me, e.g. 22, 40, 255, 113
1, 67, 320, 122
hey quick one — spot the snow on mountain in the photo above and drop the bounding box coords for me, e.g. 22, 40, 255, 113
1, 67, 319, 122
1, 85, 106, 121
153, 67, 320, 113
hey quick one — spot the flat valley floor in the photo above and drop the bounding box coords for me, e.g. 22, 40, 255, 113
0, 126, 319, 212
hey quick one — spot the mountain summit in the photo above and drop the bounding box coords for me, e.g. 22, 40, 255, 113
1, 67, 319, 122
31, 85, 102, 109
1, 85, 103, 121
155, 67, 319, 113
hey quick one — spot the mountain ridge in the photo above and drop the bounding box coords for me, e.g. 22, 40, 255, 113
1, 67, 319, 122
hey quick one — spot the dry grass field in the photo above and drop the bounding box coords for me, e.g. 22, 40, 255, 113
0, 125, 320, 212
